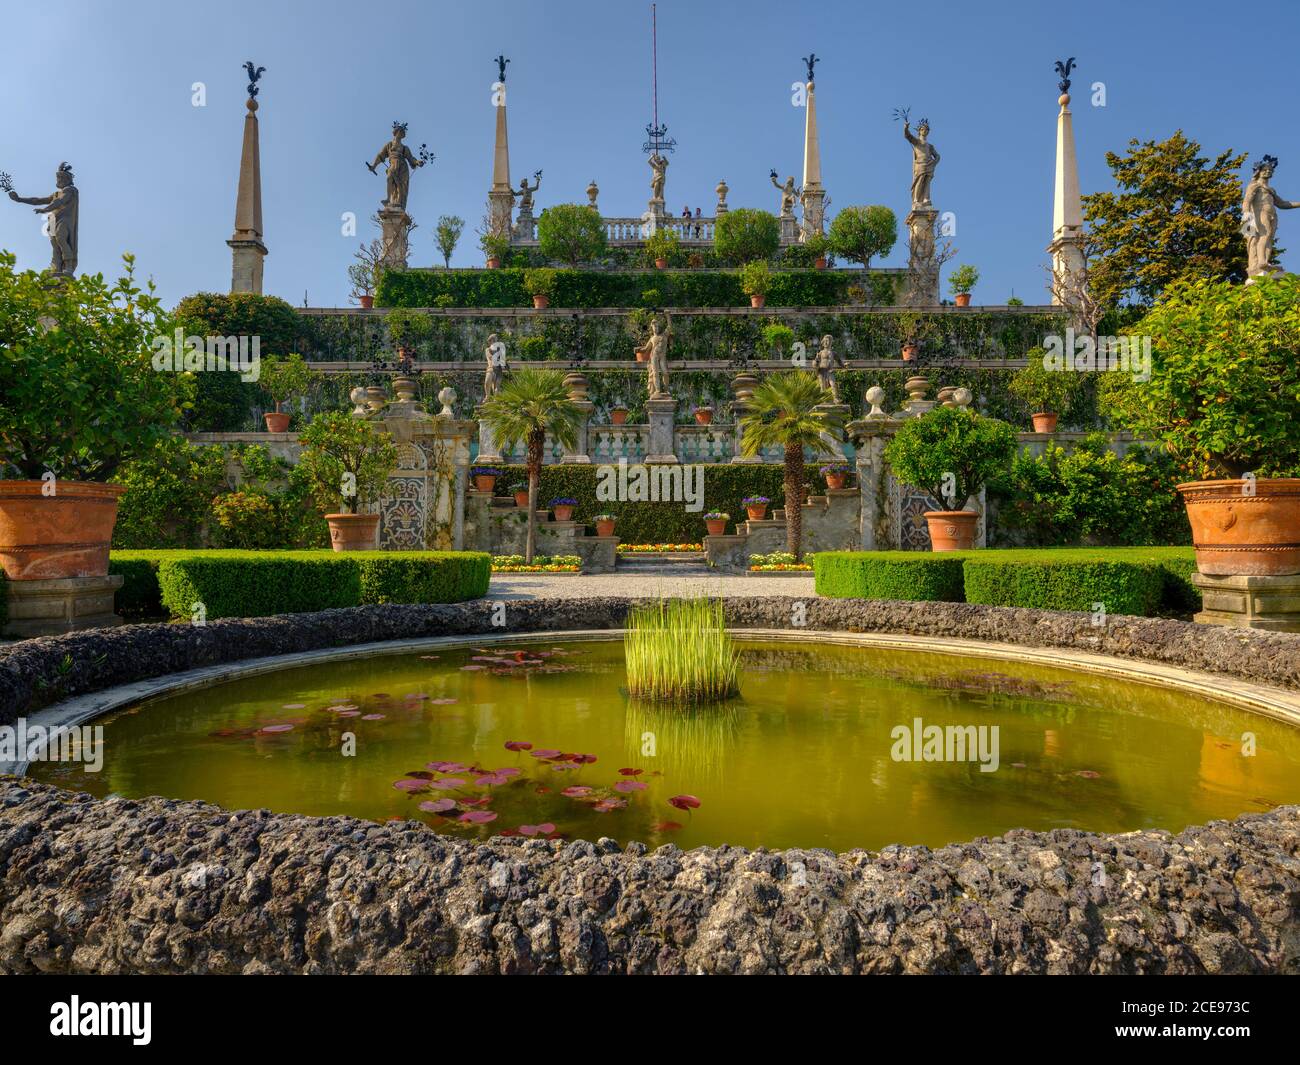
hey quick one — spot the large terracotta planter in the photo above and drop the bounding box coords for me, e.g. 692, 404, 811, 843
826, 473, 847, 490
902, 343, 918, 362
655, 258, 668, 269
694, 409, 713, 426
552, 505, 574, 522
359, 295, 374, 309
595, 519, 616, 537
750, 294, 766, 308
264, 411, 291, 433
0, 481, 126, 580
486, 257, 501, 269
1177, 478, 1300, 576
924, 510, 978, 552
611, 409, 629, 425
326, 513, 379, 552
473, 475, 497, 494
705, 518, 728, 536
814, 257, 828, 270
954, 293, 972, 307
746, 505, 768, 522
513, 490, 531, 509
532, 294, 549, 309
1031, 412, 1059, 434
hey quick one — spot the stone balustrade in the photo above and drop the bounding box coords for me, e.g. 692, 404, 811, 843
510, 214, 720, 247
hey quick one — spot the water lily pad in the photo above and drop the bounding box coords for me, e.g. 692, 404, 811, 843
259, 724, 295, 733
429, 778, 467, 790
518, 823, 556, 837
393, 779, 429, 792
458, 810, 498, 824
361, 714, 385, 721
617, 768, 644, 776
504, 740, 533, 751
281, 703, 306, 710
613, 780, 648, 793
561, 786, 593, 798
418, 799, 456, 814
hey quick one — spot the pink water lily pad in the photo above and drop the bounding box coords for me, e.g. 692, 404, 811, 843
361, 714, 385, 721
1074, 770, 1101, 779
592, 799, 627, 813
259, 724, 295, 733
429, 778, 467, 790
561, 786, 593, 798
393, 779, 429, 792
281, 703, 306, 710
475, 772, 512, 787
457, 810, 498, 824
425, 761, 469, 772
460, 664, 487, 672
417, 799, 456, 814
518, 823, 556, 837
617, 768, 644, 776
653, 821, 683, 832
613, 780, 647, 793
529, 748, 563, 759
327, 704, 360, 712
504, 740, 533, 751
492, 767, 521, 777
334, 710, 361, 718
570, 753, 597, 765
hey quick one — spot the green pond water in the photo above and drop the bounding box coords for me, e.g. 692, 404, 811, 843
29, 639, 1300, 852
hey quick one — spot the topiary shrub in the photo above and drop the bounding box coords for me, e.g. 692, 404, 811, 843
357, 552, 490, 604
884, 406, 1018, 510
714, 208, 780, 264
813, 552, 967, 601
962, 557, 1166, 616
536, 204, 608, 267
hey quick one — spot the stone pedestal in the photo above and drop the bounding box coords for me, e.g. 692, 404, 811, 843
779, 214, 799, 243
1191, 572, 1300, 633
562, 400, 595, 464
489, 189, 513, 240
905, 206, 939, 305
512, 203, 535, 241
378, 206, 413, 269
644, 396, 678, 464
227, 239, 266, 295
2, 575, 124, 638
729, 374, 762, 465
800, 187, 826, 239
475, 404, 504, 466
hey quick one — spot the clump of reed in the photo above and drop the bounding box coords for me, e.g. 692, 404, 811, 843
624, 597, 740, 703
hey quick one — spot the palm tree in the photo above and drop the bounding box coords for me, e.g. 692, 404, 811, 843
739, 371, 844, 560
478, 368, 582, 563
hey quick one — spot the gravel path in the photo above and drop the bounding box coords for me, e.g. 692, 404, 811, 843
488, 572, 816, 600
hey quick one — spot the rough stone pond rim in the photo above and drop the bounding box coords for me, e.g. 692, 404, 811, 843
5, 626, 1300, 780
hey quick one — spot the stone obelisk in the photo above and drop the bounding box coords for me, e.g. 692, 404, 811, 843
1048, 59, 1085, 307
799, 55, 826, 241
488, 55, 513, 237
228, 63, 267, 294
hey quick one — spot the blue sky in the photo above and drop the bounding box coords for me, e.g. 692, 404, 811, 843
2, 0, 1296, 308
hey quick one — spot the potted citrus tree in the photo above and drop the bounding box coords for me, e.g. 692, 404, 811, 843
883, 405, 1017, 551
645, 229, 680, 269
259, 353, 313, 432
804, 233, 830, 270
1009, 353, 1080, 434
480, 230, 510, 269
741, 260, 772, 308
948, 264, 979, 307
524, 267, 557, 309
1104, 275, 1300, 576
0, 253, 182, 580
296, 411, 398, 551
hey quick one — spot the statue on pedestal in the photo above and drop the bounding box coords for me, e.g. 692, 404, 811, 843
812, 334, 845, 403
483, 333, 510, 398
648, 152, 668, 204
1242, 155, 1297, 278
5, 162, 78, 276
367, 121, 425, 211
770, 170, 799, 217
513, 170, 542, 214
902, 116, 939, 209
636, 318, 671, 398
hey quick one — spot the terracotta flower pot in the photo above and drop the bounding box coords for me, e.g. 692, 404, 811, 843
924, 510, 978, 552
826, 473, 847, 490
552, 505, 574, 522
473, 475, 497, 494
814, 257, 828, 270
955, 293, 972, 307
532, 294, 550, 309
486, 257, 501, 269
1031, 412, 1059, 434
750, 294, 766, 308
634, 349, 649, 362
0, 480, 126, 580
655, 258, 668, 269
902, 343, 918, 362
746, 505, 768, 522
595, 519, 616, 537
1177, 478, 1300, 576
325, 513, 379, 553
359, 295, 374, 309
705, 518, 728, 536
611, 409, 629, 425
263, 411, 291, 433
514, 490, 530, 509
694, 409, 713, 426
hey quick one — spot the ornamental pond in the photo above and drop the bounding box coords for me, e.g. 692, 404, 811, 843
29, 640, 1300, 853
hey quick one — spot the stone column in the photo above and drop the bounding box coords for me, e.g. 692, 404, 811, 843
1048, 85, 1086, 312
904, 206, 939, 305
228, 97, 267, 294
378, 207, 413, 270
645, 396, 678, 464
729, 372, 761, 464
562, 371, 593, 463
799, 78, 826, 239
488, 82, 514, 237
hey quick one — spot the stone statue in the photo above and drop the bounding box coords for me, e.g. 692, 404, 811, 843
648, 152, 668, 202
367, 121, 424, 211
6, 162, 78, 276
903, 118, 939, 208
483, 333, 510, 398
513, 171, 542, 212
770, 170, 799, 217
1241, 155, 1297, 278
812, 334, 845, 403
636, 318, 671, 398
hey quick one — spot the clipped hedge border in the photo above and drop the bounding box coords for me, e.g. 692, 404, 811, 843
111, 550, 489, 620
814, 553, 966, 602
814, 548, 1199, 617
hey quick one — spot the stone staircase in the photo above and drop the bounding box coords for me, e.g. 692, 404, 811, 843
614, 552, 712, 577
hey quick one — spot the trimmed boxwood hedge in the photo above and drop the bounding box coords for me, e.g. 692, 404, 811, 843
112, 550, 489, 620
377, 268, 872, 310
814, 552, 967, 602
814, 547, 1199, 617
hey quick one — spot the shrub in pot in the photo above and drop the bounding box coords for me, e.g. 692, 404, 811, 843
704, 511, 730, 536
296, 411, 398, 551
470, 465, 501, 493
480, 231, 510, 269
524, 267, 557, 309
645, 229, 680, 269
0, 252, 183, 579
948, 264, 979, 307
593, 513, 617, 537
742, 495, 770, 521
1009, 351, 1081, 434
1103, 275, 1300, 575
883, 405, 1017, 551
714, 207, 781, 266
259, 353, 313, 432
827, 205, 897, 271
820, 462, 851, 490
741, 260, 772, 308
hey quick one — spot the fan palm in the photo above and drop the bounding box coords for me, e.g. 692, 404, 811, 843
478, 368, 582, 562
738, 371, 844, 560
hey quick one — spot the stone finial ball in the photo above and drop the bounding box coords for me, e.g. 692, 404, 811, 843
953, 387, 973, 407
1058, 93, 1070, 107
865, 386, 886, 405
247, 98, 259, 113
349, 386, 368, 404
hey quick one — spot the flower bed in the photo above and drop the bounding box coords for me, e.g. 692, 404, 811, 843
749, 551, 813, 572
491, 554, 581, 573
616, 543, 704, 553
